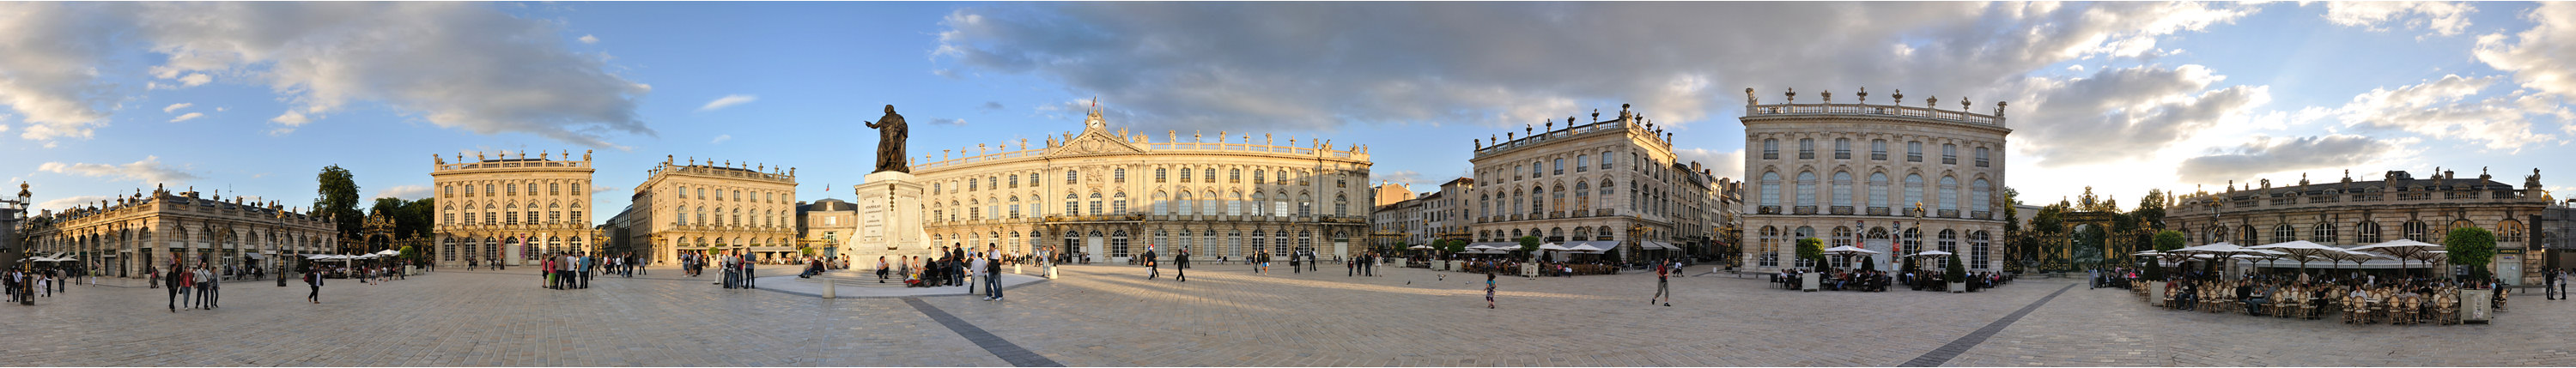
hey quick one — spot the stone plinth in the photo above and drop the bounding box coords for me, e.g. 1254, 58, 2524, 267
847, 171, 934, 263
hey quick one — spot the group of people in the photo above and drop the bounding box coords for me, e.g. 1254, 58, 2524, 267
1770, 267, 2013, 293
879, 245, 1008, 300
2150, 274, 2510, 325
7, 265, 71, 305
538, 252, 615, 290
160, 262, 222, 311
1345, 252, 1386, 277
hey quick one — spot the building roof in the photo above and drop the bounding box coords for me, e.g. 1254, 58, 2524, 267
799, 198, 856, 212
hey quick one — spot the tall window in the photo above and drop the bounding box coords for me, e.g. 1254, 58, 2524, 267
1869, 172, 1891, 209
2272, 224, 2296, 244
1065, 193, 1080, 215
1155, 168, 1166, 183
1254, 170, 1266, 184
1795, 172, 1818, 208
1066, 170, 1079, 184
1797, 138, 1815, 160
1762, 139, 1779, 160
1833, 138, 1851, 160
1871, 140, 1888, 160
1115, 168, 1127, 183
1970, 232, 1990, 269
1971, 178, 1992, 215
2356, 221, 2384, 244
1110, 230, 1129, 257
1939, 176, 1959, 213
1906, 141, 1923, 162
1230, 169, 1242, 183
1553, 159, 1564, 175
1758, 226, 1779, 267
1112, 192, 1128, 214
1832, 172, 1855, 208
2312, 222, 2339, 243
550, 183, 561, 195
1941, 143, 1957, 165
1601, 151, 1613, 169
2403, 220, 2427, 241
1832, 226, 1855, 268
1974, 147, 1990, 167
1759, 172, 1782, 208
1575, 154, 1589, 172
1904, 174, 1924, 210
2500, 220, 2526, 243
1089, 192, 1104, 214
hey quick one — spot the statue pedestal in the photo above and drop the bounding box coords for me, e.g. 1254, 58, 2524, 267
847, 172, 934, 264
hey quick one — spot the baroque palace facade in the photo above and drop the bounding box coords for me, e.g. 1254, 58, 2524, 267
431, 150, 598, 267
1739, 87, 2011, 273
606, 158, 799, 265
2168, 168, 2551, 285
19, 184, 337, 278
1467, 104, 1721, 260
912, 107, 1373, 262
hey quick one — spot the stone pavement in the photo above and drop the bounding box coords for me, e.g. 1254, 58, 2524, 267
3, 262, 2569, 366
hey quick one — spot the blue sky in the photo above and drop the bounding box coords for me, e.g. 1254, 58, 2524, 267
6, 2, 2574, 221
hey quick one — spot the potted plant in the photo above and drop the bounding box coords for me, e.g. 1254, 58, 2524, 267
1946, 253, 1968, 293
2446, 227, 2497, 323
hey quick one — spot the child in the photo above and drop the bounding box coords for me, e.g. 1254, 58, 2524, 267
1485, 271, 1498, 309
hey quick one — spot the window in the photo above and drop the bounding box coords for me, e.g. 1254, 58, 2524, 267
1202, 169, 1214, 184
507, 184, 518, 196
1230, 169, 1242, 183
1575, 154, 1589, 172
1971, 178, 1992, 214
1601, 151, 1613, 169
1254, 170, 1265, 184
1798, 138, 1815, 159
550, 183, 561, 196
1871, 140, 1888, 160
2403, 220, 2428, 242
1009, 175, 1020, 188
1156, 168, 1167, 183
1970, 232, 1990, 269
1112, 192, 1128, 214
1974, 147, 1990, 167
1066, 170, 1078, 184
2312, 222, 2339, 243
1906, 142, 1923, 162
1832, 172, 1855, 207
1179, 167, 1192, 183
1758, 226, 1780, 267
1089, 192, 1103, 215
2500, 220, 2526, 243
1553, 159, 1564, 175
1762, 139, 1779, 160
987, 177, 998, 190
1904, 174, 1924, 210
1941, 143, 1957, 165
2273, 224, 2296, 244
1759, 172, 1782, 207
969, 178, 978, 191
1531, 161, 1544, 178
1110, 230, 1130, 258
1795, 172, 1817, 208
1115, 168, 1127, 183
2356, 221, 2384, 244
932, 183, 941, 195
1939, 176, 1959, 213
484, 184, 495, 196
1833, 138, 1851, 159
1065, 193, 1080, 216
444, 185, 454, 197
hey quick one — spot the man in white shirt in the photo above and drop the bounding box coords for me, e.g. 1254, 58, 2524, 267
971, 255, 991, 299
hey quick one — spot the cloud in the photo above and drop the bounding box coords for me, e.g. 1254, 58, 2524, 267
1673, 148, 1746, 181
710, 134, 732, 144
980, 101, 1005, 112
36, 155, 202, 184
162, 103, 192, 113
2312, 75, 2566, 149
0, 3, 653, 148
929, 118, 968, 126
1376, 170, 1426, 188
38, 196, 116, 212
2011, 64, 2272, 167
589, 185, 618, 195
2320, 1, 2475, 36
2174, 135, 2408, 184
2474, 3, 2576, 101
934, 3, 2257, 133
578, 34, 598, 44
697, 94, 756, 112
168, 112, 204, 123
371, 184, 433, 200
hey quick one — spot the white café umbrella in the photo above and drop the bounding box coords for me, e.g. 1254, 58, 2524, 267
1823, 245, 1882, 269
2248, 240, 2345, 275
2350, 239, 2443, 277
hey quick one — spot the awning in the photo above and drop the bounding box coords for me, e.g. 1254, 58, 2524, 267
1465, 242, 1516, 250
243, 253, 263, 260
1639, 241, 1677, 250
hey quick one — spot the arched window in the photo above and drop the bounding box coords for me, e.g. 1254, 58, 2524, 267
1112, 192, 1129, 214
1152, 191, 1170, 214
1297, 193, 1314, 216
1759, 172, 1782, 208
1868, 172, 1890, 210
1531, 187, 1546, 214
1939, 176, 1959, 214
2354, 220, 2383, 244
1903, 174, 1924, 213
1090, 192, 1105, 214
1110, 230, 1130, 257
1065, 193, 1081, 215
1831, 172, 1854, 208
1334, 193, 1350, 216
1758, 226, 1780, 267
2403, 220, 2429, 241
1795, 172, 1818, 208
1971, 178, 1993, 216
2312, 222, 2339, 244
2272, 224, 2297, 244
1574, 181, 1592, 210
2500, 220, 2526, 243
1969, 232, 1991, 269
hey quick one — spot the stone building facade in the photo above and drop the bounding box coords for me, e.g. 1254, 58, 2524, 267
1738, 88, 2012, 273
606, 158, 799, 264
2167, 168, 2551, 285
1468, 104, 1718, 260
795, 198, 860, 258
910, 108, 1373, 262
1371, 178, 1482, 251
20, 184, 336, 278
431, 150, 598, 267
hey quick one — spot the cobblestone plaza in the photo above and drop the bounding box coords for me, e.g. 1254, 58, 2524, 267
3, 265, 2570, 366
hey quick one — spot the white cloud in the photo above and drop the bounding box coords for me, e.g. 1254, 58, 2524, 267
578, 34, 598, 44
162, 103, 192, 113
697, 94, 757, 112
168, 112, 204, 123
2010, 64, 2273, 167
0, 3, 653, 148
36, 155, 202, 185
929, 118, 967, 126
38, 196, 116, 212
2173, 135, 2411, 183
2314, 75, 2566, 149
1673, 148, 1746, 181
1376, 170, 1425, 188
371, 184, 434, 200
2474, 3, 2576, 101
710, 134, 732, 144
271, 111, 310, 125
2321, 2, 2476, 36
589, 185, 618, 195
934, 3, 2257, 133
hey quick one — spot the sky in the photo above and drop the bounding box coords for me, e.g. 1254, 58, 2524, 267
5, 2, 2575, 222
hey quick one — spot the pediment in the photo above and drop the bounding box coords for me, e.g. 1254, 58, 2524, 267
1049, 130, 1145, 157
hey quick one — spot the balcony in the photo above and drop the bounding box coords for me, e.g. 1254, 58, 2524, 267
1902, 208, 1922, 216
1548, 211, 1565, 219
1936, 209, 1958, 218
1758, 206, 1781, 214
1971, 210, 1991, 220
1793, 206, 1817, 214
1597, 208, 1615, 216
1829, 206, 1853, 214
1868, 207, 1890, 215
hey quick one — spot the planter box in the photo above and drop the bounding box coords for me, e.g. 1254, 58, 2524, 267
2462, 289, 2494, 323
1948, 281, 1967, 293
1522, 263, 1538, 278
1801, 272, 1820, 292
2148, 281, 2167, 306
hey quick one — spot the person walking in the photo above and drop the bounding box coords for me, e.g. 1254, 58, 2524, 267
1175, 249, 1189, 282
203, 264, 221, 308
1485, 271, 1498, 309
985, 253, 1005, 301
192, 265, 214, 309
165, 265, 185, 311
1649, 259, 1672, 307
304, 266, 324, 304
1143, 246, 1160, 280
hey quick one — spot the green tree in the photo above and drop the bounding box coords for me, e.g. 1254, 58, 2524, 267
2032, 204, 2067, 234
1795, 237, 1824, 270
1516, 236, 1541, 255
1859, 256, 1877, 272
315, 166, 363, 247
2133, 189, 2167, 230
2443, 227, 2497, 281
2148, 230, 2185, 280
1946, 253, 1967, 283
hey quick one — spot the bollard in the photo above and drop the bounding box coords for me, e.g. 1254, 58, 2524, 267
823, 279, 835, 299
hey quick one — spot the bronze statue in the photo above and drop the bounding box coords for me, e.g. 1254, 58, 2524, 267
865, 105, 911, 173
